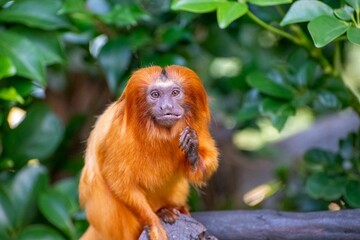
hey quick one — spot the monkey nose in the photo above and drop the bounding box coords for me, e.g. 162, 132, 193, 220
160, 103, 173, 111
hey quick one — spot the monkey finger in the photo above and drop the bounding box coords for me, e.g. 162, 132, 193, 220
179, 128, 189, 146
181, 135, 192, 152
189, 129, 198, 142
182, 141, 191, 154
179, 131, 191, 150
171, 208, 181, 216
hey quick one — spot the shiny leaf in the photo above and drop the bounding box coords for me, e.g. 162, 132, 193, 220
0, 30, 45, 85
0, 87, 24, 103
323, 177, 346, 201
347, 25, 360, 45
0, 189, 14, 233
217, 2, 248, 29
246, 72, 294, 100
58, 0, 86, 14
281, 0, 333, 26
315, 90, 342, 110
0, 0, 69, 30
98, 38, 132, 93
10, 165, 48, 228
3, 104, 64, 168
260, 98, 295, 131
0, 55, 16, 79
171, 0, 225, 13
334, 5, 354, 21
304, 148, 337, 171
39, 190, 76, 239
18, 225, 65, 240
305, 172, 328, 199
248, 0, 292, 6
308, 16, 349, 48
344, 181, 360, 208
100, 4, 149, 27
11, 27, 65, 65
346, 0, 360, 10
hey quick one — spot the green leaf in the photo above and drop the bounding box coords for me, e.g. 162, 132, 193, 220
347, 25, 360, 45
346, 0, 360, 10
0, 0, 10, 6
3, 104, 65, 168
39, 190, 76, 239
98, 38, 131, 93
0, 0, 69, 30
10, 165, 48, 228
0, 189, 14, 234
281, 0, 333, 26
315, 90, 342, 110
0, 30, 45, 85
3, 78, 37, 97
323, 177, 347, 201
260, 98, 295, 131
334, 5, 354, 21
287, 61, 320, 88
54, 178, 79, 211
0, 55, 16, 79
126, 28, 152, 50
246, 72, 294, 100
58, 0, 86, 14
248, 0, 292, 7
0, 231, 9, 240
304, 148, 336, 171
11, 27, 65, 65
161, 26, 191, 46
171, 0, 225, 13
18, 225, 65, 240
237, 105, 259, 122
100, 4, 149, 27
305, 172, 328, 199
217, 2, 247, 29
0, 87, 24, 103
308, 16, 349, 48
344, 181, 360, 208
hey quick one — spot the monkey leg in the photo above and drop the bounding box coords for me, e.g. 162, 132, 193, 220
81, 177, 141, 239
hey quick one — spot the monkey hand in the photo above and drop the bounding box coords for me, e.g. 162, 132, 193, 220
179, 126, 199, 166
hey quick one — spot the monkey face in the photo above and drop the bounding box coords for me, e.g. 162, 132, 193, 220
146, 80, 185, 128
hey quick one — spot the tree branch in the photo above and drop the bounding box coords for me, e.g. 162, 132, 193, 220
193, 209, 360, 240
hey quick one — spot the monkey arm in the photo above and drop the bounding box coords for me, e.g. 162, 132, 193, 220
182, 129, 218, 187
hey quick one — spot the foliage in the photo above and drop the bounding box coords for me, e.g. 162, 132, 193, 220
0, 0, 218, 238
304, 131, 360, 208
0, 163, 84, 239
0, 0, 359, 238
172, 0, 360, 210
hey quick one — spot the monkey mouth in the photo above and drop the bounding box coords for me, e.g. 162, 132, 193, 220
157, 113, 182, 120
156, 113, 182, 127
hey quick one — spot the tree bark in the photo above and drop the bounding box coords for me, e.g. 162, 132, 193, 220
193, 209, 360, 240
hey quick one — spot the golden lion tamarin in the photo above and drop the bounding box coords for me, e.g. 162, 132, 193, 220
79, 65, 218, 239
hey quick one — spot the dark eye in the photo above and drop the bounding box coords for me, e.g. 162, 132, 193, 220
150, 91, 160, 98
172, 89, 180, 97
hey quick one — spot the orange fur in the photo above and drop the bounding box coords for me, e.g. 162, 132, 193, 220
79, 65, 218, 240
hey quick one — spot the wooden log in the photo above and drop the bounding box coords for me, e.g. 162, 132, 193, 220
193, 209, 360, 240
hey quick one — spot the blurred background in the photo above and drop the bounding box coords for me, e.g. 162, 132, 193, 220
0, 0, 360, 239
